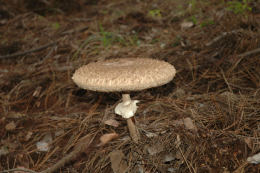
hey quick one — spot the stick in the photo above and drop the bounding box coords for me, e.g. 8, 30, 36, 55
0, 135, 95, 173
206, 30, 241, 47
40, 135, 95, 173
238, 47, 260, 58
0, 167, 38, 173
0, 41, 57, 59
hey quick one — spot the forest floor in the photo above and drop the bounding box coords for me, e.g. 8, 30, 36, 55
0, 0, 260, 172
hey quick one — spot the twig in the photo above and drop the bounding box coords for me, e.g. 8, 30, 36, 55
206, 30, 241, 47
0, 167, 38, 173
60, 26, 89, 35
40, 135, 95, 173
233, 161, 248, 173
238, 47, 260, 58
178, 146, 196, 173
0, 135, 95, 173
0, 41, 57, 59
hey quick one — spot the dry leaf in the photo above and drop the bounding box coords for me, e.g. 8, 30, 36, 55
247, 152, 260, 164
145, 131, 158, 138
99, 133, 119, 146
36, 133, 52, 152
244, 137, 253, 150
5, 121, 16, 131
172, 119, 184, 126
109, 150, 128, 173
75, 134, 93, 154
164, 154, 175, 163
183, 117, 197, 132
25, 132, 33, 141
181, 21, 194, 30
0, 146, 9, 156
145, 143, 164, 155
104, 119, 120, 127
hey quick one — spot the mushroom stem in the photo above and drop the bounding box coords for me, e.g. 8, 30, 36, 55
126, 118, 140, 143
122, 94, 140, 143
122, 94, 131, 102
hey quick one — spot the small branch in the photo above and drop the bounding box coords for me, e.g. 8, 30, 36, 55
60, 26, 89, 35
0, 167, 38, 173
238, 47, 260, 58
40, 135, 95, 173
0, 135, 95, 173
0, 41, 57, 59
206, 30, 241, 47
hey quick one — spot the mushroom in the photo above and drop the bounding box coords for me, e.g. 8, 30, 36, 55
72, 58, 176, 143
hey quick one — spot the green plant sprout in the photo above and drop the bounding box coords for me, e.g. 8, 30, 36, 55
200, 19, 215, 28
171, 35, 182, 47
227, 0, 252, 14
127, 33, 140, 46
148, 9, 162, 18
99, 24, 114, 47
52, 22, 60, 30
190, 16, 198, 25
99, 24, 140, 47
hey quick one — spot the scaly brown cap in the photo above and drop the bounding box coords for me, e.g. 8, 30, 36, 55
72, 58, 176, 92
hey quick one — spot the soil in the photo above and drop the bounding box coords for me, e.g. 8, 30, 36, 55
0, 0, 260, 172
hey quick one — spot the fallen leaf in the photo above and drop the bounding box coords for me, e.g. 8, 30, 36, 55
164, 154, 175, 163
109, 150, 128, 173
181, 21, 194, 30
244, 137, 253, 150
247, 152, 260, 164
173, 88, 186, 98
145, 143, 164, 155
172, 119, 184, 126
183, 117, 197, 132
104, 119, 120, 127
36, 133, 53, 152
0, 146, 9, 156
5, 121, 16, 131
145, 131, 158, 138
25, 132, 33, 141
75, 134, 93, 154
99, 133, 119, 146
55, 129, 65, 137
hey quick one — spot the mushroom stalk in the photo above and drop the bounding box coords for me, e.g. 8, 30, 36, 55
122, 94, 131, 102
127, 117, 140, 143
115, 94, 140, 143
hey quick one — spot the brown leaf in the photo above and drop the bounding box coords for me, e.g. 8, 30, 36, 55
104, 119, 120, 127
183, 117, 197, 132
244, 137, 253, 150
145, 143, 164, 155
25, 132, 33, 141
99, 133, 119, 146
181, 21, 194, 30
109, 150, 128, 173
74, 134, 95, 155
5, 121, 16, 131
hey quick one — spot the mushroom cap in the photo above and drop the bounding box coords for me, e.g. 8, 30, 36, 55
72, 58, 176, 92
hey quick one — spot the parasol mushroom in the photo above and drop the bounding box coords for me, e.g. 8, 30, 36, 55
72, 58, 176, 143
